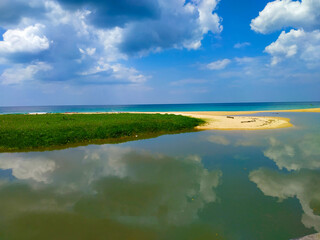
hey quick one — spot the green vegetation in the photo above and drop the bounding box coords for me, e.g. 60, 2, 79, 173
0, 113, 205, 151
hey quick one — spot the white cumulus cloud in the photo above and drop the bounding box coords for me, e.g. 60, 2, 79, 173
252, 0, 320, 68
198, 0, 223, 35
0, 24, 50, 54
251, 0, 320, 34
265, 29, 320, 66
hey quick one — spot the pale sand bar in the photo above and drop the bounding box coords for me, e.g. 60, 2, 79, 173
174, 113, 292, 130
136, 108, 320, 131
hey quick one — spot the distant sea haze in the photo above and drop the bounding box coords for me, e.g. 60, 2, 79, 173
0, 102, 320, 114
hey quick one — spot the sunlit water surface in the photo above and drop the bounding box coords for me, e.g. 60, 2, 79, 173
0, 112, 319, 240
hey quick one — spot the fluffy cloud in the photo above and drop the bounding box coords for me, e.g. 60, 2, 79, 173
0, 2, 146, 85
58, 0, 222, 54
198, 0, 223, 35
252, 0, 320, 68
251, 0, 320, 34
207, 58, 231, 70
0, 0, 222, 87
265, 29, 320, 66
0, 24, 49, 54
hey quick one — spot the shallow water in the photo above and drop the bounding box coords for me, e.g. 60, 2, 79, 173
0, 112, 319, 240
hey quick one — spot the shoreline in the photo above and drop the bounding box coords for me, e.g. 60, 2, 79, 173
127, 108, 320, 130
61, 112, 294, 130
175, 114, 293, 130
60, 107, 320, 114
161, 108, 320, 130
10, 107, 320, 131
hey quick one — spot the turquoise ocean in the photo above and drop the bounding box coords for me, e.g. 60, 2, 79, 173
1, 101, 320, 114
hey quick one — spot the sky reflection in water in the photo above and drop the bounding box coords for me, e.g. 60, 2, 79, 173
0, 112, 319, 240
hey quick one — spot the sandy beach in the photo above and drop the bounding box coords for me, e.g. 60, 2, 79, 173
62, 107, 320, 131
172, 113, 293, 130
130, 108, 320, 130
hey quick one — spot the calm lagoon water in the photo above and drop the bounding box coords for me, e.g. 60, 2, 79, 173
0, 112, 319, 239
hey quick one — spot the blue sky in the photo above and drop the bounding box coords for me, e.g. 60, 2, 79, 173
0, 0, 319, 106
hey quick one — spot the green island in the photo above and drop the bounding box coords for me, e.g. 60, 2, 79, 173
0, 113, 205, 152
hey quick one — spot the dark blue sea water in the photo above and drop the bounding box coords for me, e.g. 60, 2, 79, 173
1, 102, 320, 114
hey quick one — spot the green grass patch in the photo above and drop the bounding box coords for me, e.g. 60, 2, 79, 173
0, 113, 205, 152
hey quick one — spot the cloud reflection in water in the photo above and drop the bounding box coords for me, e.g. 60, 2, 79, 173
264, 134, 320, 171
250, 168, 320, 232
0, 145, 222, 238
